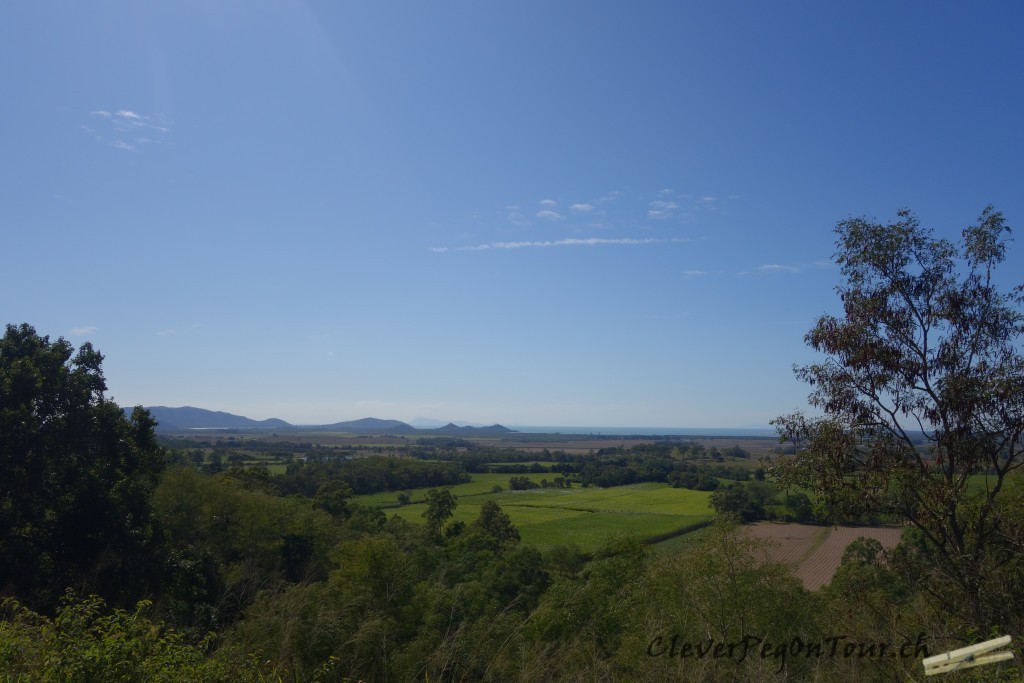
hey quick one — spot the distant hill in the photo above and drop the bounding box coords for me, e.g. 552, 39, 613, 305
432, 423, 514, 435
139, 406, 292, 432
314, 417, 417, 433
130, 406, 514, 435
409, 417, 489, 429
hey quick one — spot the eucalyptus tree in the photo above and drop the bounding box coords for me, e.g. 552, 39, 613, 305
770, 207, 1024, 629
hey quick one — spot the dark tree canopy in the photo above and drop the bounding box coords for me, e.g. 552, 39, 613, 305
0, 323, 164, 609
770, 207, 1024, 629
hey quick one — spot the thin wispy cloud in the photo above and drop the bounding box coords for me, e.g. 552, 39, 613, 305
157, 323, 203, 336
86, 109, 171, 151
497, 187, 733, 228
648, 199, 679, 220
757, 264, 802, 273
506, 208, 530, 225
744, 261, 833, 275
431, 237, 691, 252
458, 186, 734, 255
68, 326, 97, 336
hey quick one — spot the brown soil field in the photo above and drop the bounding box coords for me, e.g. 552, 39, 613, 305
693, 437, 781, 459
744, 522, 904, 591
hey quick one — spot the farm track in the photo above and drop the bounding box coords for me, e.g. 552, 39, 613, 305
745, 522, 903, 591
504, 503, 599, 513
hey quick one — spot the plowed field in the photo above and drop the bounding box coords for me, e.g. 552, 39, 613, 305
744, 522, 903, 590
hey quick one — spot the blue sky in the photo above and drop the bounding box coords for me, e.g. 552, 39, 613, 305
3, 2, 1023, 428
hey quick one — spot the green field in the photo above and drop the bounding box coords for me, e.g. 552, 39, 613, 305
966, 473, 1009, 496
358, 479, 713, 552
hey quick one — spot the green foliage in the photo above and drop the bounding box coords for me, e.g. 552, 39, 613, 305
0, 324, 165, 611
224, 512, 551, 682
543, 544, 587, 577
221, 464, 279, 494
312, 479, 353, 519
669, 469, 720, 490
783, 492, 814, 523
508, 475, 540, 490
815, 534, 949, 681
152, 466, 344, 630
472, 501, 520, 546
526, 535, 651, 676
281, 456, 470, 496
0, 592, 265, 681
709, 482, 779, 522
619, 522, 821, 681
422, 487, 458, 535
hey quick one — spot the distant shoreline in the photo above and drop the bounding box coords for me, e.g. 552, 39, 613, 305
508, 426, 776, 437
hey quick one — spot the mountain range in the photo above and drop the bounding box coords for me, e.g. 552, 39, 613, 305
136, 406, 514, 435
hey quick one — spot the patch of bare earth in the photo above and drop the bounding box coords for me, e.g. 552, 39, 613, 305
744, 522, 903, 591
